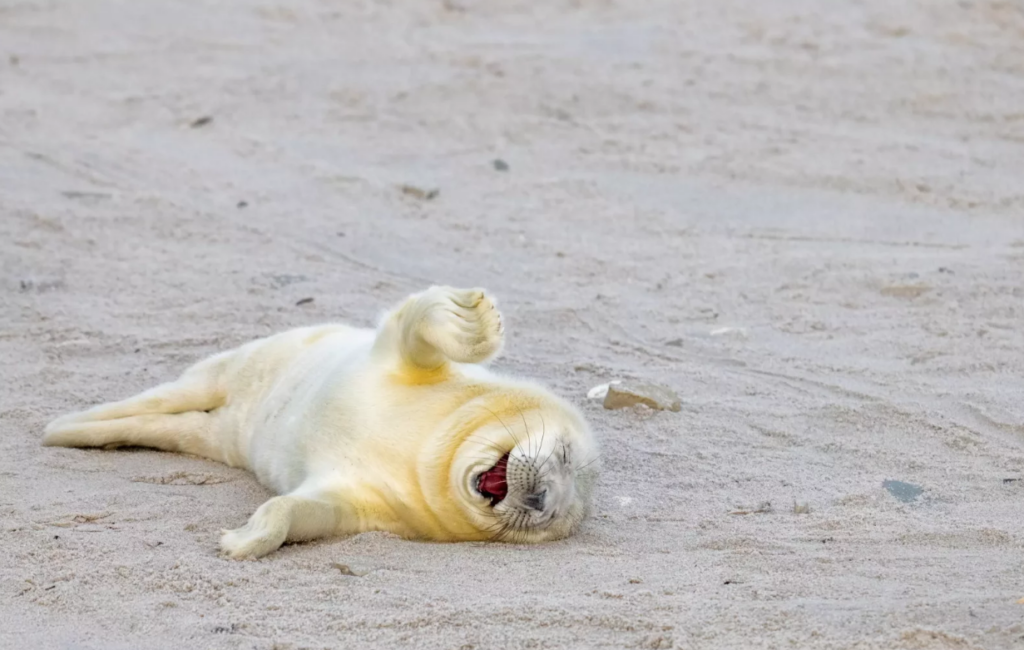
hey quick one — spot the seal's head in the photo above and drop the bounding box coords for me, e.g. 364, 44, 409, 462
447, 395, 599, 543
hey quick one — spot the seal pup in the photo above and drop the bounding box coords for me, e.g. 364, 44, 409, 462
43, 286, 599, 559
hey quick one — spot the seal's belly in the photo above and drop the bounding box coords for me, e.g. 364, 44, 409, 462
232, 326, 375, 493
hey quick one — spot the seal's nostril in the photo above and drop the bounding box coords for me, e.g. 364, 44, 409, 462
523, 489, 547, 512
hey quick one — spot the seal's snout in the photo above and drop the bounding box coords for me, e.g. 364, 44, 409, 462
522, 489, 546, 512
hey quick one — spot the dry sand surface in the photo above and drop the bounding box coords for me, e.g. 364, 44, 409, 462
3, 0, 1024, 648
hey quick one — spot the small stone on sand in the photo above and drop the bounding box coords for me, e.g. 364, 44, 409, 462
883, 479, 923, 503
710, 326, 748, 338
332, 562, 370, 577
587, 381, 620, 400
603, 380, 681, 412
399, 184, 439, 200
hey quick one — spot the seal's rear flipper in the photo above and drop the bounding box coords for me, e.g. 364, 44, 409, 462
42, 411, 223, 459
43, 350, 232, 462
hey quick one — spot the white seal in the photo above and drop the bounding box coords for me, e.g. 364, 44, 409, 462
43, 286, 600, 559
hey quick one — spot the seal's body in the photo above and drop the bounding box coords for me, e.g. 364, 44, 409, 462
44, 287, 599, 559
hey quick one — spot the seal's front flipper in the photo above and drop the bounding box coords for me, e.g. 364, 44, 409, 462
219, 489, 345, 560
373, 285, 505, 370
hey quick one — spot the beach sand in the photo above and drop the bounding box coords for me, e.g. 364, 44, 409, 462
2, 0, 1024, 648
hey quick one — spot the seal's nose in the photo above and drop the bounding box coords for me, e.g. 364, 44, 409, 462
523, 489, 547, 512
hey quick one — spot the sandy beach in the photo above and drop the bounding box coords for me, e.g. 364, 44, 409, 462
2, 0, 1024, 648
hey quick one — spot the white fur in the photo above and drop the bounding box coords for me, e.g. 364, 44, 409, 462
43, 287, 599, 559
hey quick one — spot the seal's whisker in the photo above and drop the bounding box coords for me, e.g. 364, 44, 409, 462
575, 454, 601, 473
474, 518, 504, 533
490, 518, 513, 542
464, 439, 507, 454
484, 407, 526, 457
515, 406, 537, 460
515, 514, 530, 543
538, 412, 547, 460
463, 454, 508, 464
537, 437, 559, 472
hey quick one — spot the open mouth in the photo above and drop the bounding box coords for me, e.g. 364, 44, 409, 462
476, 453, 509, 506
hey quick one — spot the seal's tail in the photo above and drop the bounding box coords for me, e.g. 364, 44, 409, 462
42, 351, 232, 463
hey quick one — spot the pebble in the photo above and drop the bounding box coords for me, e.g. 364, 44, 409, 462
332, 562, 370, 577
399, 184, 439, 200
709, 326, 748, 338
602, 380, 681, 412
883, 479, 923, 503
587, 381, 619, 400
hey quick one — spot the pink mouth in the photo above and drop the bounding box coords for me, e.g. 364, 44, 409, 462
477, 453, 510, 505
